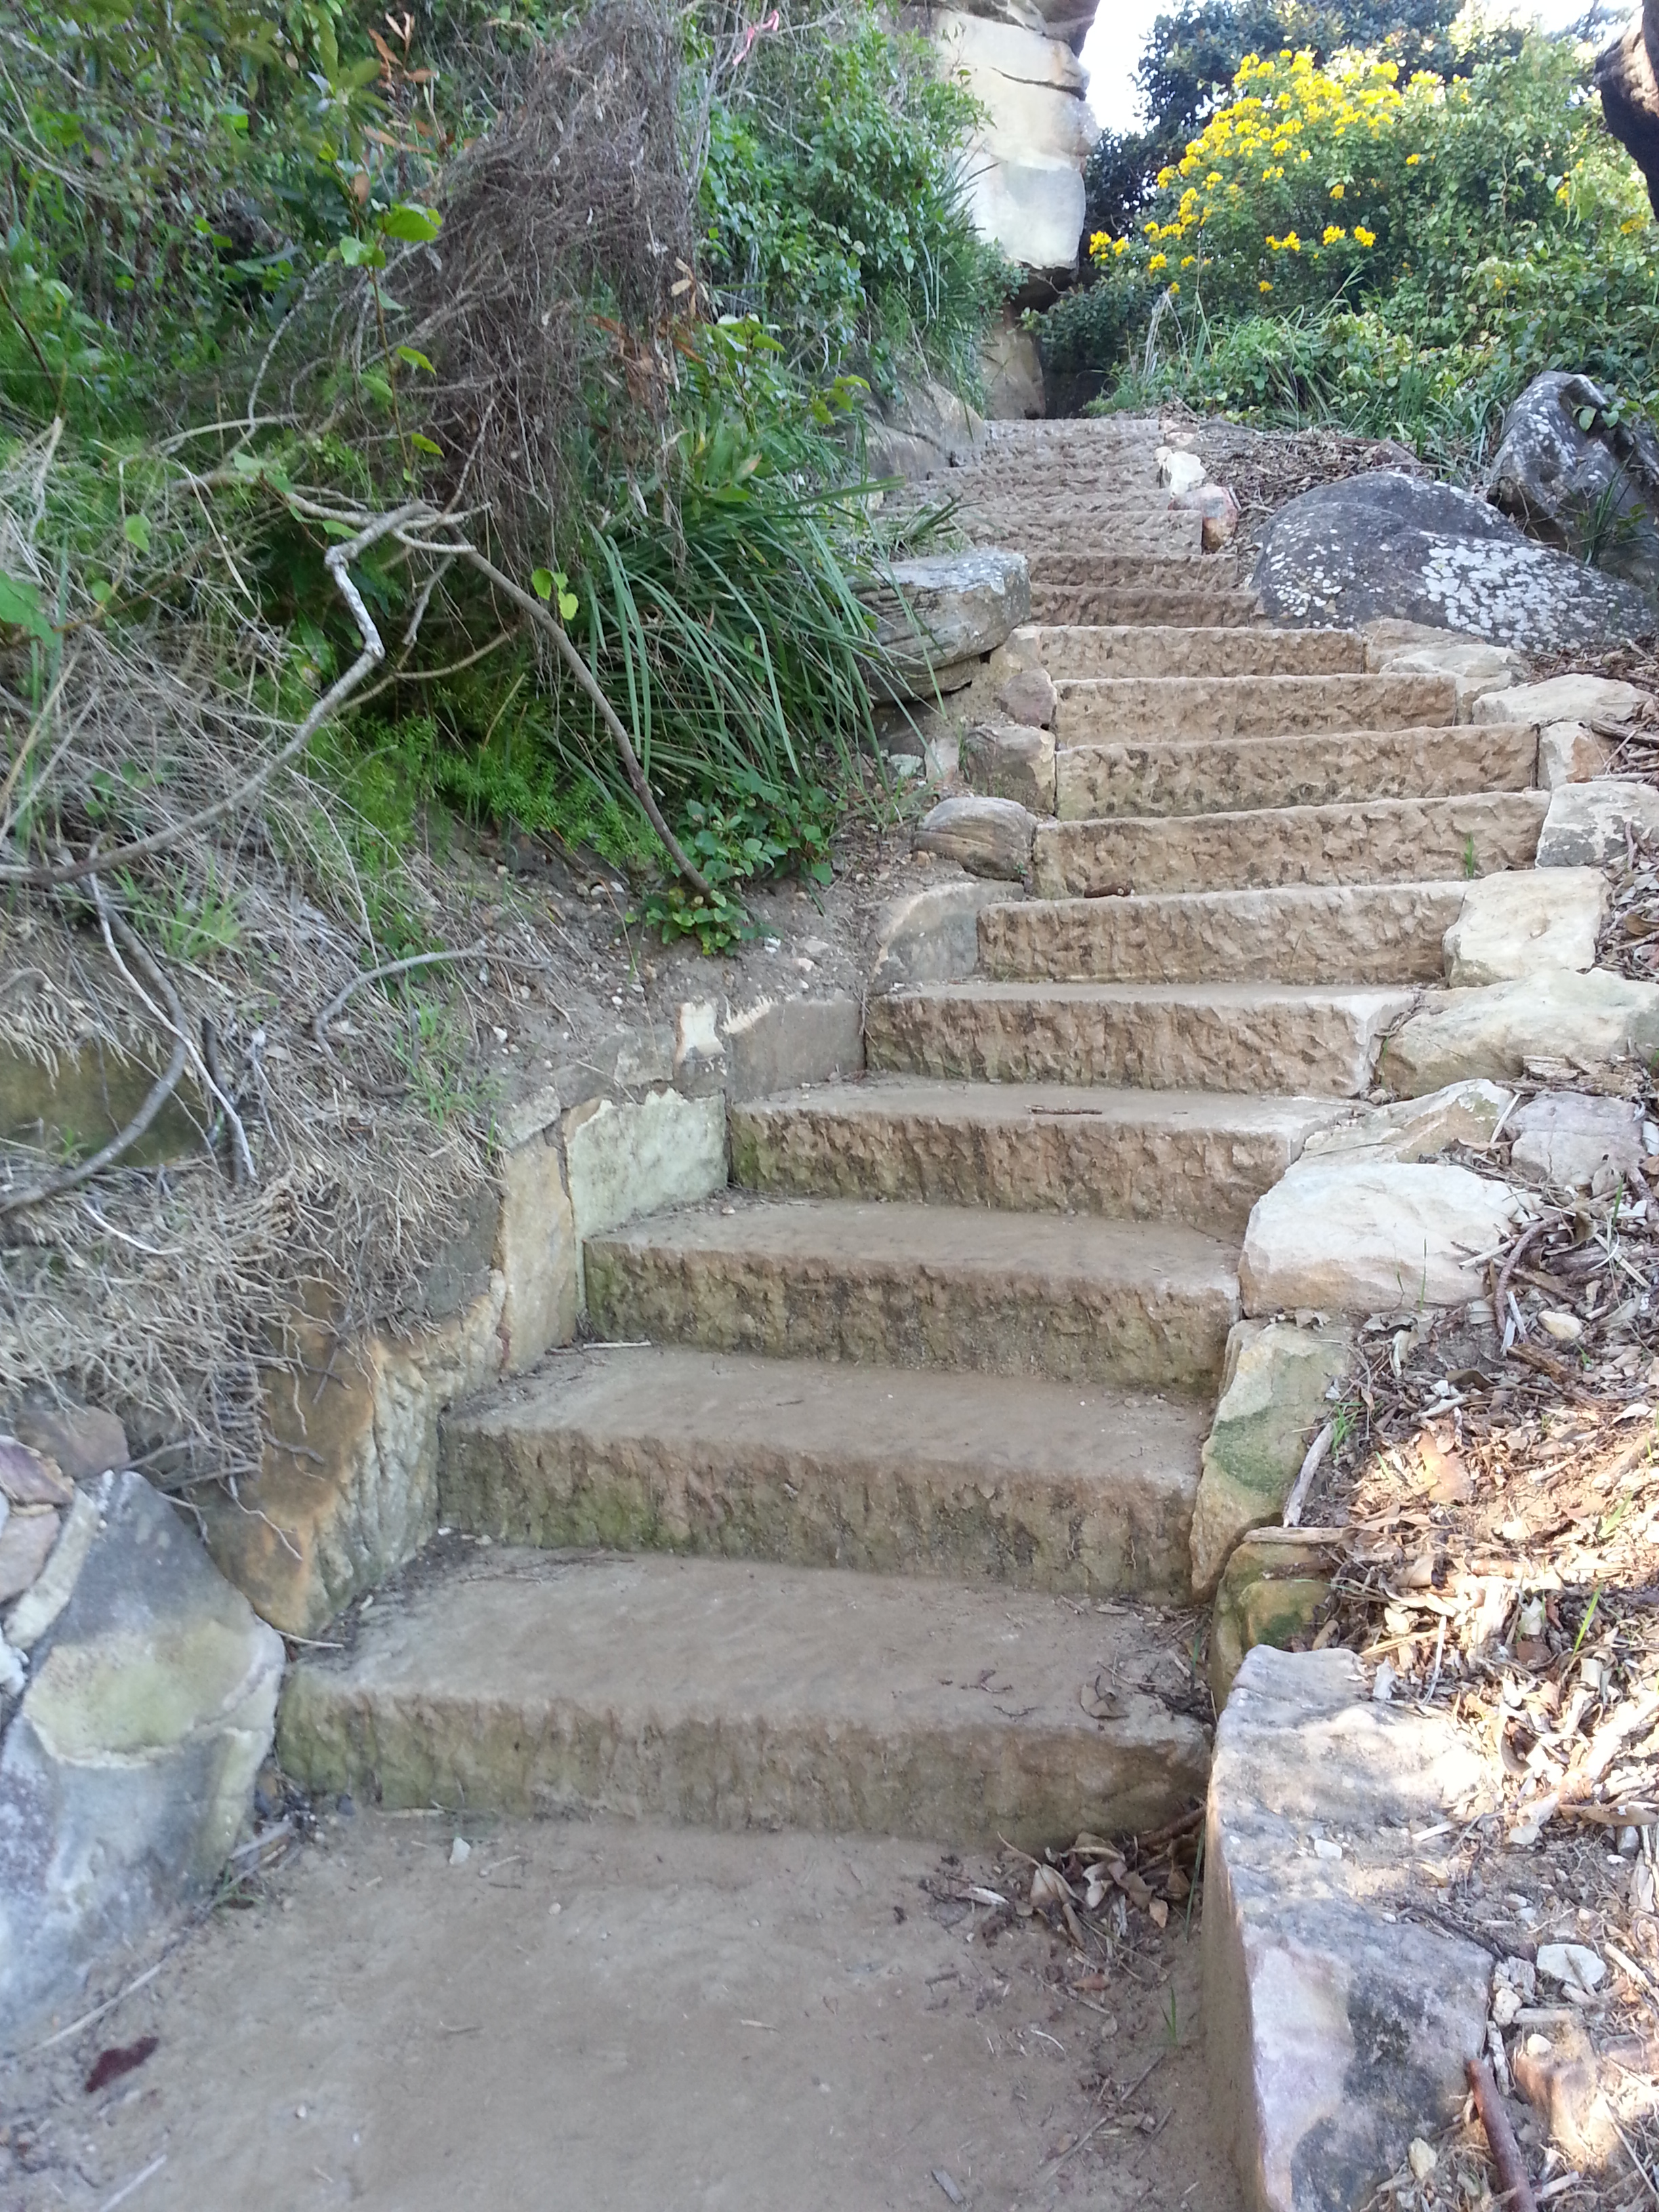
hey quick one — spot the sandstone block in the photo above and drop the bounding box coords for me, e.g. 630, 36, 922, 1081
0, 1508, 58, 1603
565, 1089, 729, 1250
720, 995, 864, 1102
1538, 719, 1614, 788
1204, 1646, 1492, 2210
914, 794, 1034, 880
995, 665, 1057, 728
0, 1471, 283, 2042
1442, 867, 1607, 985
1536, 777, 1659, 867
867, 549, 1031, 697
1382, 968, 1659, 1094
869, 880, 1021, 994
1175, 480, 1241, 551
1295, 1079, 1515, 1169
1208, 1532, 1342, 1706
962, 722, 1057, 813
1158, 447, 1207, 495
1240, 1160, 1520, 1315
1191, 1322, 1353, 1601
10, 1403, 128, 1484
0, 1439, 75, 1507
1509, 1090, 1646, 1188
495, 1127, 579, 1376
1475, 673, 1648, 729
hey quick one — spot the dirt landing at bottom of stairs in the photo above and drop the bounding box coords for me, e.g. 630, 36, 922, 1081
2, 1816, 1240, 2212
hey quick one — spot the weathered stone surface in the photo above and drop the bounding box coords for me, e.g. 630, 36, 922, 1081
1002, 623, 1363, 680
1158, 447, 1207, 495
1538, 718, 1615, 788
0, 1471, 283, 2042
937, 12, 1093, 273
1179, 480, 1242, 552
1054, 670, 1456, 741
1205, 1646, 1492, 2211
1208, 1532, 1342, 1706
1296, 1080, 1515, 1170
980, 314, 1044, 419
441, 1345, 1202, 1600
720, 995, 864, 1103
5, 1489, 98, 1652
867, 981, 1415, 1097
0, 1041, 202, 1169
0, 1437, 76, 1506
1509, 1090, 1647, 1188
0, 1508, 59, 1603
588, 1198, 1238, 1393
1364, 628, 1524, 715
868, 549, 1031, 697
865, 378, 985, 483
1034, 791, 1548, 900
1382, 968, 1659, 1094
914, 794, 1035, 880
9, 1404, 128, 1485
869, 879, 1021, 995
1191, 1322, 1353, 1601
731, 1080, 1343, 1236
1488, 369, 1659, 593
1240, 1161, 1521, 1315
996, 663, 1057, 728
495, 1128, 579, 1377
1442, 867, 1607, 985
1474, 673, 1648, 729
565, 1090, 729, 1250
962, 722, 1057, 813
1536, 777, 1659, 867
981, 883, 1464, 987
1253, 470, 1654, 649
277, 1552, 1210, 1847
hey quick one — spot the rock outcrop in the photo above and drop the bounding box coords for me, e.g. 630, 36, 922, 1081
1488, 370, 1659, 596
931, 6, 1094, 279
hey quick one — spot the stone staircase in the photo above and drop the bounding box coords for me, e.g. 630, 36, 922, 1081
276, 417, 1546, 1857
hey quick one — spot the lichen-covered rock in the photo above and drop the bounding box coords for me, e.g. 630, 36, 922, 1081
1254, 471, 1653, 649
0, 1470, 283, 2042
1536, 777, 1659, 867
1509, 1090, 1647, 1188
1382, 968, 1659, 1093
1488, 370, 1659, 594
914, 794, 1036, 880
866, 549, 1032, 699
1441, 867, 1607, 985
1207, 1532, 1343, 1705
1240, 1160, 1520, 1315
1191, 1322, 1353, 1601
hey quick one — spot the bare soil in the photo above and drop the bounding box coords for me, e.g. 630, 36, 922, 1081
1, 1816, 1240, 2212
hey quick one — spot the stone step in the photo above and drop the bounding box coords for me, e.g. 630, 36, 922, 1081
979, 882, 1467, 986
440, 1345, 1205, 1599
1033, 790, 1550, 899
731, 1078, 1341, 1235
1028, 554, 1244, 593
1017, 624, 1364, 681
1032, 586, 1261, 630
1056, 722, 1537, 821
866, 981, 1415, 1097
1054, 672, 1458, 743
275, 1552, 1212, 1848
586, 1196, 1237, 1393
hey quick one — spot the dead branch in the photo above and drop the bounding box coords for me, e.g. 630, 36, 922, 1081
310, 941, 488, 1046
1465, 2056, 1538, 2212
0, 1023, 188, 1218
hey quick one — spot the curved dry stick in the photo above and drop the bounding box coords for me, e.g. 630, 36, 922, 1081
449, 542, 713, 898
0, 1029, 187, 1217
310, 940, 487, 1046
0, 504, 421, 890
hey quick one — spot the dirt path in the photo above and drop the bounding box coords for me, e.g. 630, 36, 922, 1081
3, 1815, 1238, 2212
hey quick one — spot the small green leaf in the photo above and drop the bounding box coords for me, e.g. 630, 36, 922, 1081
380, 202, 442, 243
531, 568, 554, 601
558, 588, 578, 620
123, 513, 152, 555
361, 369, 394, 405
0, 572, 54, 642
89, 578, 114, 606
410, 432, 443, 456
1578, 406, 1598, 431
338, 235, 384, 269
396, 346, 436, 374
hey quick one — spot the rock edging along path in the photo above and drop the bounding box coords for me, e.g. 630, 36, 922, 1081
277, 416, 1659, 2209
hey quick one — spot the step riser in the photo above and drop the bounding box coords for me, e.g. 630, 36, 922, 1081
867, 992, 1399, 1098
1033, 588, 1260, 630
1033, 793, 1549, 899
979, 885, 1465, 985
1055, 725, 1537, 821
1019, 626, 1365, 680
1054, 674, 1458, 741
1029, 554, 1246, 592
731, 1097, 1309, 1235
586, 1239, 1235, 1393
439, 1421, 1195, 1600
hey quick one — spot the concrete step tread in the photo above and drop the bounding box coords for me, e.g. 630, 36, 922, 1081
881, 979, 1416, 1013
1054, 672, 1458, 741
1032, 590, 1260, 631
594, 1193, 1237, 1292
276, 1551, 1212, 1845
440, 1344, 1204, 1598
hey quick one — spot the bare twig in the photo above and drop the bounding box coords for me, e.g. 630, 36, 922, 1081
1467, 2056, 1538, 2212
310, 941, 487, 1044
1283, 1418, 1335, 1528
0, 1024, 186, 1216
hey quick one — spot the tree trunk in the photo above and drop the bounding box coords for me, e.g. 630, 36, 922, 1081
1597, 5, 1659, 220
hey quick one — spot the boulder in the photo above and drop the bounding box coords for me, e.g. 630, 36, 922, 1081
1441, 867, 1607, 985
9, 1403, 129, 1485
996, 664, 1057, 729
1295, 1079, 1515, 1169
1536, 777, 1659, 867
962, 722, 1057, 814
1191, 1322, 1353, 1601
0, 1509, 59, 1605
1208, 1531, 1343, 1706
865, 379, 986, 483
1488, 370, 1659, 594
1509, 1091, 1647, 1189
867, 549, 1033, 699
1158, 447, 1207, 495
1204, 1645, 1493, 2210
869, 879, 1021, 994
1253, 470, 1654, 649
1538, 720, 1616, 789
1382, 968, 1659, 1094
1597, 8, 1659, 223
1474, 673, 1648, 729
1240, 1160, 1521, 1315
0, 1470, 284, 2042
1174, 480, 1242, 552
980, 314, 1044, 420
914, 794, 1035, 880
935, 11, 1094, 275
